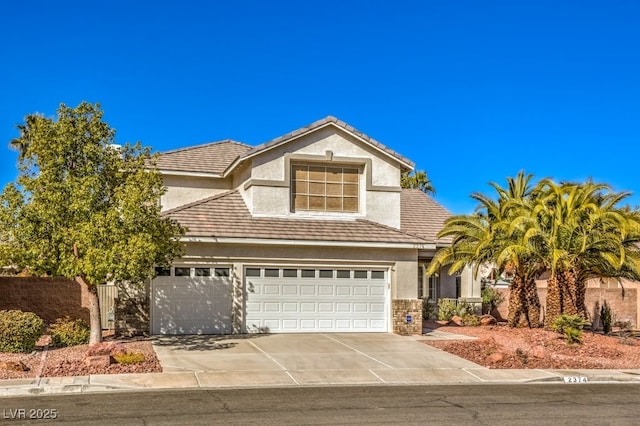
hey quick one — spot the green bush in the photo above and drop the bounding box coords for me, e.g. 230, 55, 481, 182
0, 310, 45, 353
551, 314, 590, 344
437, 299, 478, 322
462, 313, 481, 326
456, 301, 476, 317
49, 317, 90, 347
437, 299, 457, 321
113, 351, 145, 364
481, 285, 505, 314
600, 301, 613, 334
422, 298, 435, 321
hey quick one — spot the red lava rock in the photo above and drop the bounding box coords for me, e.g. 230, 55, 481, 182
531, 346, 545, 359
422, 320, 640, 369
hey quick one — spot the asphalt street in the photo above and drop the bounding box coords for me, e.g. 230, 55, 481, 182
2, 384, 640, 425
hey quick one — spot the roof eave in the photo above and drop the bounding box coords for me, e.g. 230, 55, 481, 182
182, 236, 434, 250
158, 169, 223, 178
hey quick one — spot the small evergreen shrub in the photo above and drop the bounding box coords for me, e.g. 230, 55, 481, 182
481, 285, 505, 314
600, 301, 613, 334
113, 351, 145, 364
49, 317, 90, 347
462, 313, 481, 326
456, 301, 476, 317
422, 298, 435, 321
437, 299, 457, 321
0, 310, 45, 353
551, 314, 590, 344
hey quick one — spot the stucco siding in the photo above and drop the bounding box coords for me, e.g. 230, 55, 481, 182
161, 175, 231, 212
245, 127, 402, 227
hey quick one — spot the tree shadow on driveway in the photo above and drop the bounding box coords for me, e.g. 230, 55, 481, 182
151, 334, 270, 351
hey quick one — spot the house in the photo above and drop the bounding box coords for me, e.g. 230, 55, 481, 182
148, 116, 482, 335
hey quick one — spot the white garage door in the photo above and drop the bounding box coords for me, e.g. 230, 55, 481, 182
152, 266, 233, 335
245, 267, 388, 333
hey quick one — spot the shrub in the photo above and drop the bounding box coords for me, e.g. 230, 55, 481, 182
113, 351, 145, 364
0, 310, 45, 353
481, 285, 505, 314
422, 298, 435, 320
462, 313, 481, 326
456, 301, 476, 317
49, 317, 90, 347
437, 299, 478, 322
551, 314, 590, 344
600, 301, 613, 334
437, 299, 457, 321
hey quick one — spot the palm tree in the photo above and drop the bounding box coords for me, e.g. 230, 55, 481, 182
401, 170, 436, 195
529, 179, 640, 327
9, 115, 38, 160
429, 171, 544, 327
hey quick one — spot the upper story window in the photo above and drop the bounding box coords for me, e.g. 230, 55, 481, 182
291, 164, 359, 212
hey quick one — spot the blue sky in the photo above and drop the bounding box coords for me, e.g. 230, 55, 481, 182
1, 1, 639, 214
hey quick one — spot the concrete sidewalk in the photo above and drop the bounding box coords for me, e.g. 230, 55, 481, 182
2, 331, 640, 397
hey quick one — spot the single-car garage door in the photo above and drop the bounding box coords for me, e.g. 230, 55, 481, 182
245, 267, 388, 333
152, 266, 233, 335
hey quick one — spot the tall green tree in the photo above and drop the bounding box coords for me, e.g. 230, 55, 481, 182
527, 179, 640, 327
401, 170, 436, 195
428, 171, 544, 327
0, 102, 184, 343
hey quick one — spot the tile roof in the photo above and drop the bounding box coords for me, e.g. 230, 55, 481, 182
400, 189, 453, 245
164, 190, 429, 245
153, 117, 414, 176
242, 116, 415, 170
153, 140, 251, 175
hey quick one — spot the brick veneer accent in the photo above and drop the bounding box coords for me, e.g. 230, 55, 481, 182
0, 277, 90, 324
115, 297, 150, 337
392, 299, 423, 335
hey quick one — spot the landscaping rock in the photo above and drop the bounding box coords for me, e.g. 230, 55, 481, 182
84, 355, 111, 368
480, 315, 497, 326
451, 315, 464, 326
0, 361, 29, 372
487, 352, 504, 363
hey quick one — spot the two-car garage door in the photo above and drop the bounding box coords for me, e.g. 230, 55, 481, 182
152, 265, 389, 334
245, 267, 388, 333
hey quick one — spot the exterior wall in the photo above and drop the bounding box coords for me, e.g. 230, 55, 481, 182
459, 265, 483, 303
161, 175, 232, 212
176, 242, 418, 333
245, 127, 403, 228
493, 278, 639, 327
0, 277, 90, 324
392, 299, 423, 335
438, 272, 457, 299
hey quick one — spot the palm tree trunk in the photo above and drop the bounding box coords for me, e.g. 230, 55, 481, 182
524, 277, 541, 328
507, 276, 527, 327
545, 274, 562, 329
559, 269, 579, 316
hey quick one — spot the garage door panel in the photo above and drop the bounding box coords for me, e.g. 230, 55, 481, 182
246, 268, 387, 333
300, 302, 316, 312
152, 271, 232, 335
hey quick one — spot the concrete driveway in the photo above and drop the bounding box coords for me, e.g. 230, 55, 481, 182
152, 333, 486, 387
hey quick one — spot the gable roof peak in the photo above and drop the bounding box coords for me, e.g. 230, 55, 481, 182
237, 116, 414, 171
